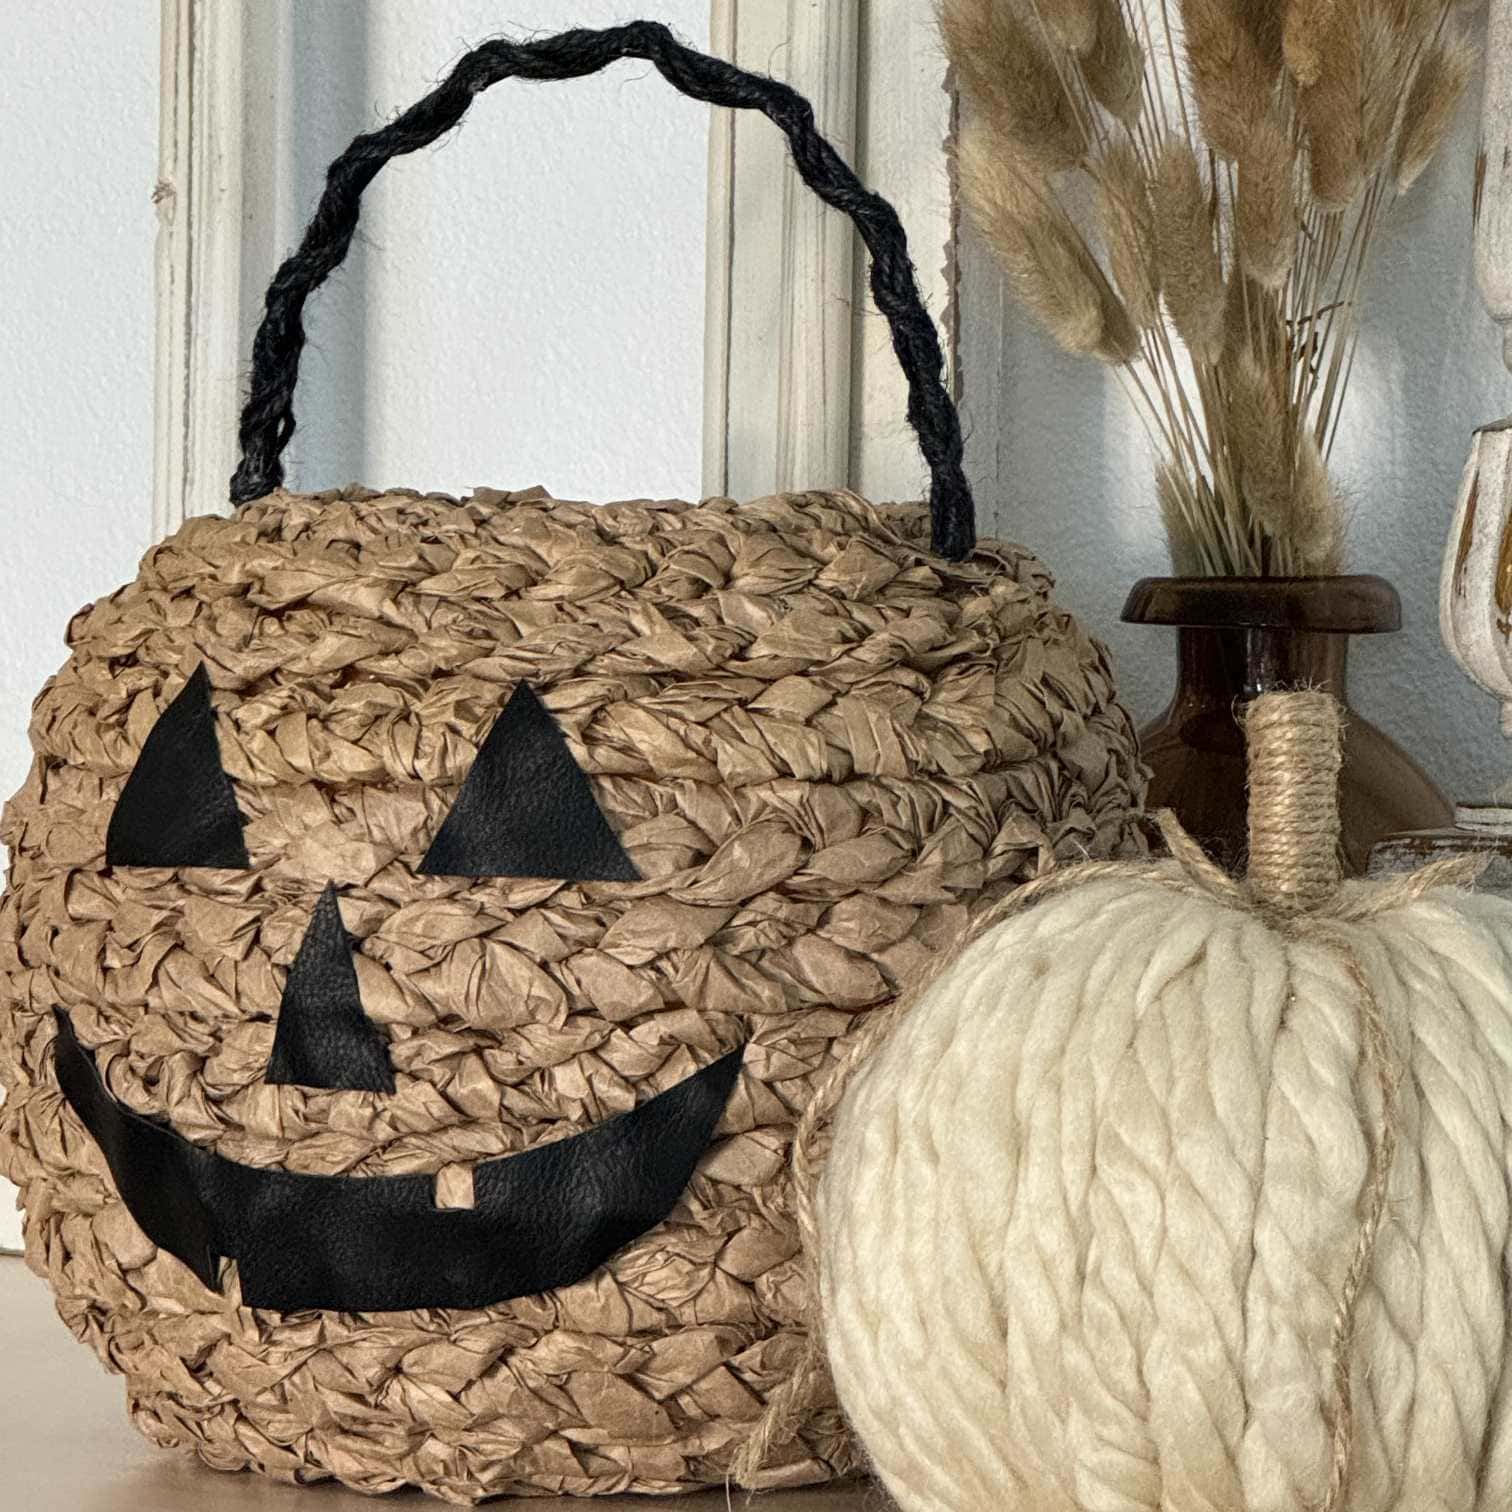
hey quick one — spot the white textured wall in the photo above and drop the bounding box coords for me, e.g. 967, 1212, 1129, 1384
961, 66, 1511, 804
0, 4, 159, 1251
1, 5, 158, 795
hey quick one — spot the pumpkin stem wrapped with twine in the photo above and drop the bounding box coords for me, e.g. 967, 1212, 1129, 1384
1245, 690, 1344, 915
735, 689, 1484, 1505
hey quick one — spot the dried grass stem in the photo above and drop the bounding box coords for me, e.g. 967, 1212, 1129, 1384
944, 0, 1471, 576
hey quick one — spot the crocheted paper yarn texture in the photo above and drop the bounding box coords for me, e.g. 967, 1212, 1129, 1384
0, 486, 1144, 1502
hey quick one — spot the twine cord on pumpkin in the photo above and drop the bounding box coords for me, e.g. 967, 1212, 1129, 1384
735, 691, 1488, 1506
1307, 928, 1399, 1512
229, 21, 975, 561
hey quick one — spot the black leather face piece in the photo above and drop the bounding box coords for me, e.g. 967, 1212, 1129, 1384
266, 884, 395, 1093
420, 682, 640, 882
106, 664, 251, 870
53, 1010, 743, 1313
52, 1009, 221, 1289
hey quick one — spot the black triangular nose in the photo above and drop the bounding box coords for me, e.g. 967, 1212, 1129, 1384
266, 884, 395, 1092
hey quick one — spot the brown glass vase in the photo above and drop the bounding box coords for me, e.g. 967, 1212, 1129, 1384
1123, 576, 1452, 875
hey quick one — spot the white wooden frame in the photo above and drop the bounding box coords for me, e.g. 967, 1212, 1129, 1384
153, 4, 296, 535
153, 2, 957, 535
154, 1, 244, 536
703, 0, 957, 504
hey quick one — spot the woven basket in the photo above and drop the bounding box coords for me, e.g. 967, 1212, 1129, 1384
0, 23, 1144, 1504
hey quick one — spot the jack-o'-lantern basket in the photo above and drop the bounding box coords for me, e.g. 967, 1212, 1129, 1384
0, 22, 1144, 1504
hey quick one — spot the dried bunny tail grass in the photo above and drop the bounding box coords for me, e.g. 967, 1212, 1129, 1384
1236, 108, 1298, 286
1297, 0, 1463, 202
959, 130, 1139, 361
1358, 1, 1465, 177
1385, 0, 1451, 55
1082, 0, 1146, 123
1223, 348, 1343, 571
1222, 272, 1284, 367
1157, 463, 1222, 575
1153, 138, 1226, 364
1394, 27, 1476, 192
1290, 431, 1345, 571
1291, 0, 1367, 207
1224, 349, 1296, 539
1359, 7, 1411, 170
1181, 0, 1283, 158
1222, 269, 1257, 360
1359, 0, 1454, 175
1036, 0, 1101, 56
942, 0, 1086, 172
1284, 0, 1338, 87
1235, 0, 1285, 72
1096, 139, 1160, 327
1298, 84, 1366, 209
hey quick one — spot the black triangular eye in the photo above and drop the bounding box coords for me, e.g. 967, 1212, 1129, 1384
267, 884, 395, 1093
106, 665, 251, 869
420, 683, 640, 882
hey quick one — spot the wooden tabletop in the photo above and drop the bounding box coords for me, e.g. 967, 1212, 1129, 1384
0, 1256, 878, 1511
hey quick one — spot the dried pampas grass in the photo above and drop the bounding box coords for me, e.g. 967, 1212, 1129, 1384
944, 0, 1474, 576
1395, 32, 1477, 191
940, 0, 1085, 174
1236, 109, 1298, 287
1082, 0, 1146, 123
1153, 140, 1225, 363
1284, 0, 1339, 88
958, 130, 1138, 362
1182, 0, 1281, 158
1097, 140, 1160, 328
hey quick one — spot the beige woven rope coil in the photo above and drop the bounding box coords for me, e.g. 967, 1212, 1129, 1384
0, 486, 1145, 1503
804, 690, 1512, 1512
1244, 691, 1345, 915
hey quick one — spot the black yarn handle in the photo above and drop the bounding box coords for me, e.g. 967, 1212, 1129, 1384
230, 20, 975, 560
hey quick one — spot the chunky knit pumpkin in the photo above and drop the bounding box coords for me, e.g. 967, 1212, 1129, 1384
819, 692, 1512, 1512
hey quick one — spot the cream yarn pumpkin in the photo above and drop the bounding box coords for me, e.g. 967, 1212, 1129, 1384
815, 692, 1512, 1512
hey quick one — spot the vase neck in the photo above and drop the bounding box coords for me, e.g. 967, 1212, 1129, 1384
1173, 624, 1351, 709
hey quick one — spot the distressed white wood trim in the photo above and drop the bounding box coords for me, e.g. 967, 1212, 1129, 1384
702, 0, 738, 498
851, 0, 957, 503
703, 0, 955, 504
153, 3, 282, 537
704, 0, 859, 501
772, 3, 859, 493
1475, 0, 1512, 372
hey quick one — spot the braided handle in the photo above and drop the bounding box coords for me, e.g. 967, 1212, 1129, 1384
230, 20, 976, 560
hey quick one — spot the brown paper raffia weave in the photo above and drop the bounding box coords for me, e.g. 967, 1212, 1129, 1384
0, 486, 1144, 1502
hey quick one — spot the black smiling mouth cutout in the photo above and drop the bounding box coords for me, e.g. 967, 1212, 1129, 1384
54, 1010, 743, 1313
53, 669, 744, 1314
